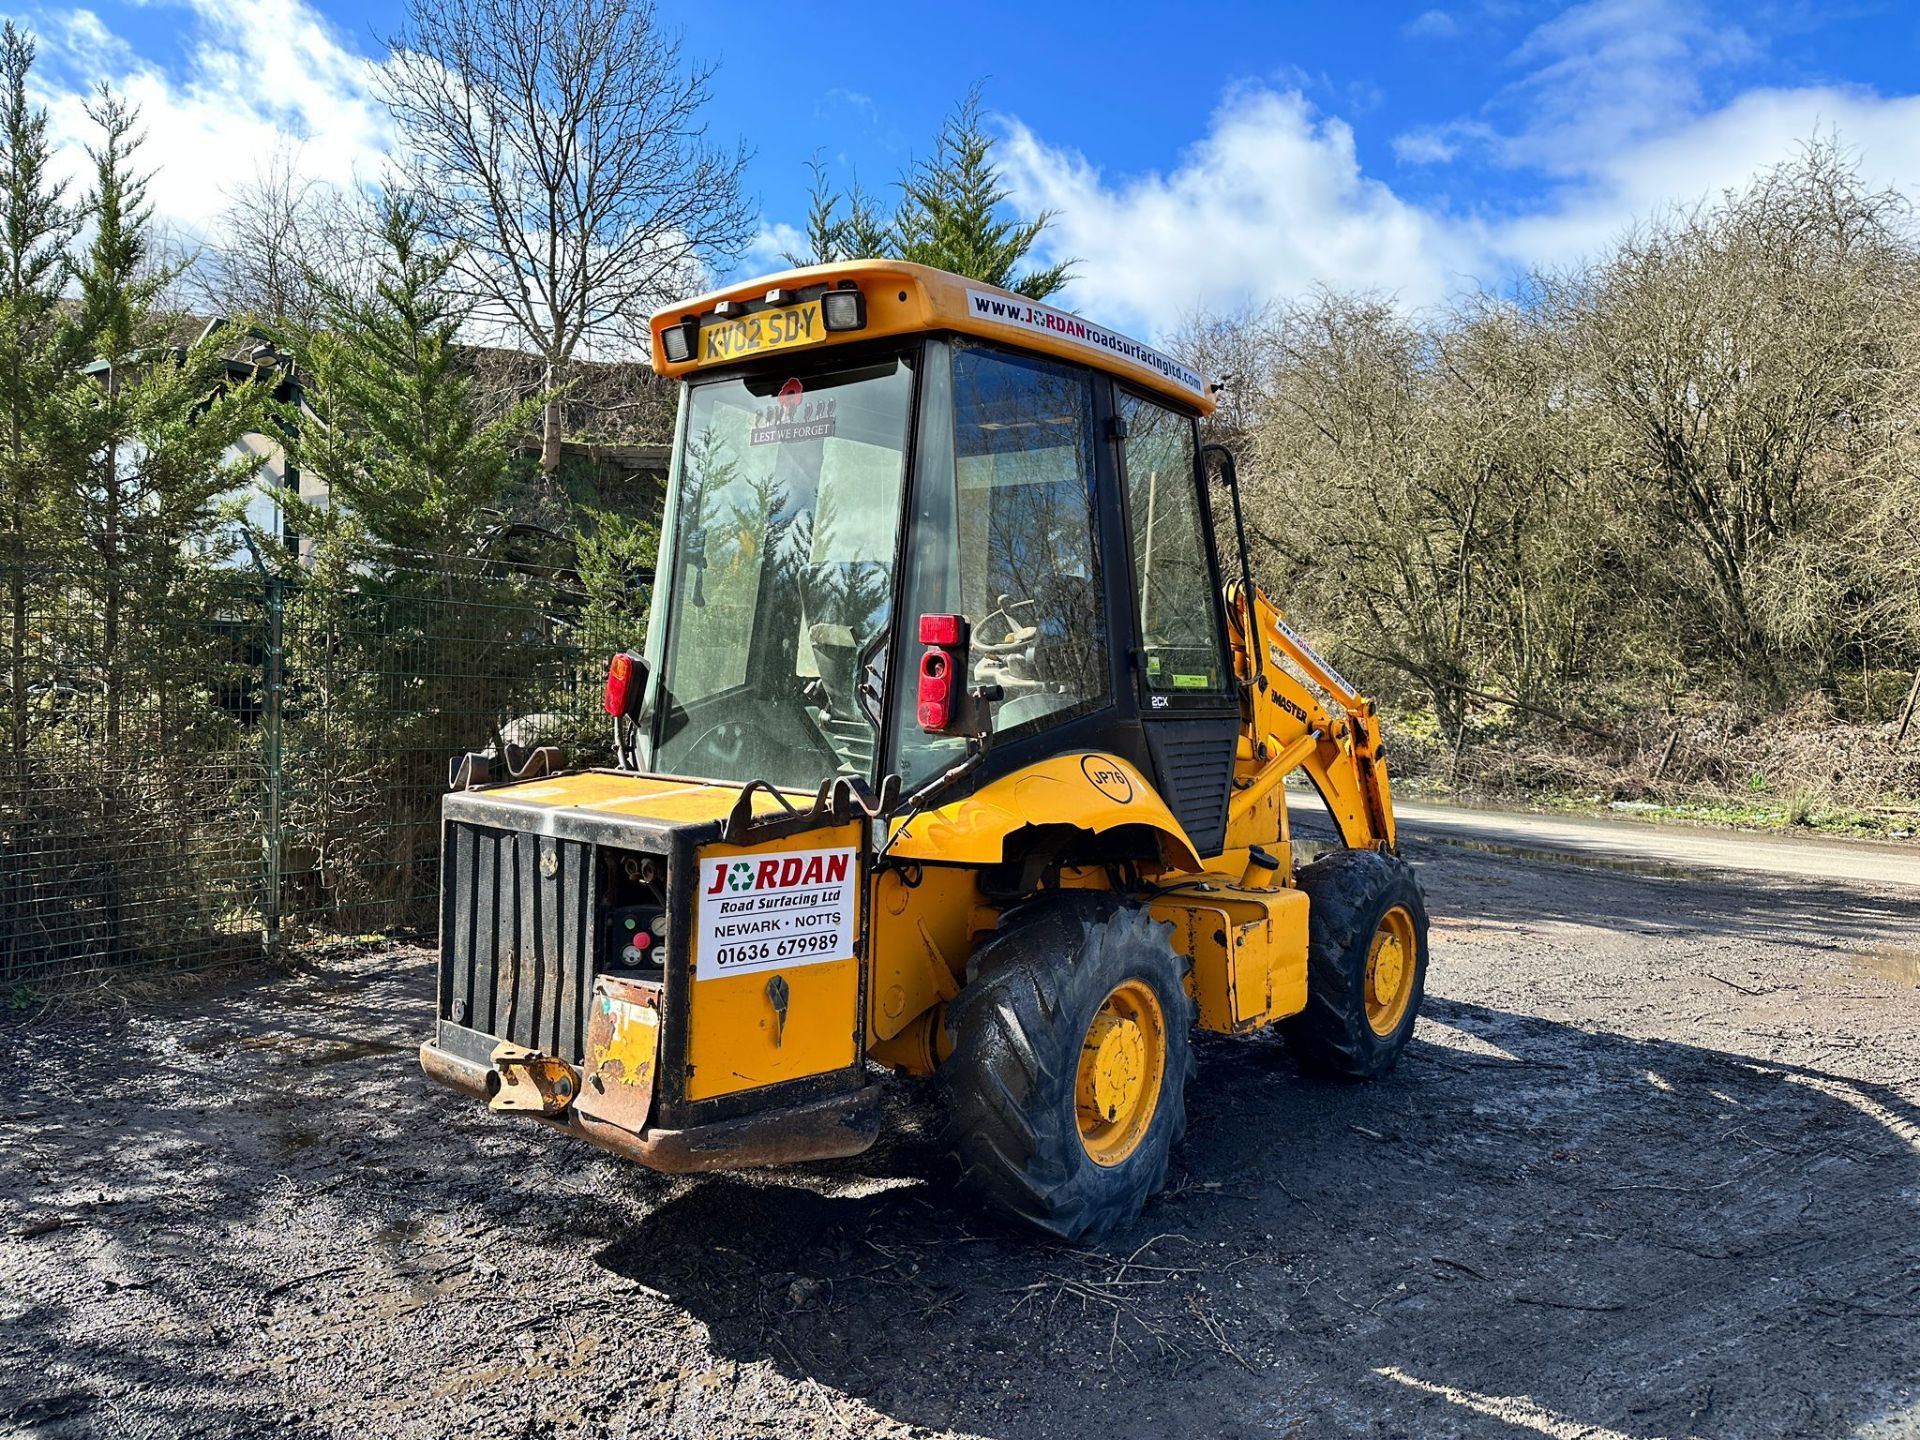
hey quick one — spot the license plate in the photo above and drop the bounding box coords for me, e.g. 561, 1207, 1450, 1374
698, 301, 825, 363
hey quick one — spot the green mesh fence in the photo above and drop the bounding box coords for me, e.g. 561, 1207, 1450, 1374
0, 547, 647, 989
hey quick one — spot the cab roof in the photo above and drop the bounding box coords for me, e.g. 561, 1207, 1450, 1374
647, 259, 1213, 417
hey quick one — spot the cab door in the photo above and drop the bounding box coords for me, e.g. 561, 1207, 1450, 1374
1114, 389, 1239, 859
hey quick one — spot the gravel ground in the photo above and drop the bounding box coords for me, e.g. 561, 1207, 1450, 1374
3, 823, 1919, 1440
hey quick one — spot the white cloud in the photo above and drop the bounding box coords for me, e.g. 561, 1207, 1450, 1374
1403, 9, 1458, 39
990, 3, 1920, 340
1493, 0, 1759, 173
1000, 88, 1484, 336
1393, 125, 1472, 165
28, 0, 392, 239
1491, 85, 1920, 271
742, 220, 805, 276
26, 0, 1920, 358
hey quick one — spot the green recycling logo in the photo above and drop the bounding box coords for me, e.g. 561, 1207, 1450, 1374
726, 861, 755, 892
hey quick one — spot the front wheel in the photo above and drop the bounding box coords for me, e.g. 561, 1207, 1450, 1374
1281, 848, 1429, 1079
938, 896, 1194, 1241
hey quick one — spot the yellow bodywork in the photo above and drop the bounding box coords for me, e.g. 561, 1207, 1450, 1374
685, 822, 864, 1100
456, 769, 805, 827
1225, 583, 1397, 854
885, 752, 1204, 871
1149, 880, 1310, 1034
649, 260, 1214, 420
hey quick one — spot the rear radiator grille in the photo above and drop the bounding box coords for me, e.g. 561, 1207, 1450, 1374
1144, 721, 1236, 858
440, 823, 596, 1063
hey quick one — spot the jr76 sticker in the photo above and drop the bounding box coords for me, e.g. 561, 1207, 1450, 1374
694, 847, 857, 980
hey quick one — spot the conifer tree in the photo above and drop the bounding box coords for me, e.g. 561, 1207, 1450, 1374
280, 201, 548, 928
790, 87, 1072, 299
893, 88, 1070, 300
54, 87, 266, 747
0, 24, 73, 754
785, 157, 892, 268
288, 199, 538, 561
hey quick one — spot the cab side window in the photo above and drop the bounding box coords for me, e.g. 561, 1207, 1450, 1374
888, 343, 1110, 791
954, 345, 1109, 734
1121, 392, 1229, 698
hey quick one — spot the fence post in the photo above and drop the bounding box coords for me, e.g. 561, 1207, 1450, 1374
244, 532, 285, 956
262, 571, 285, 954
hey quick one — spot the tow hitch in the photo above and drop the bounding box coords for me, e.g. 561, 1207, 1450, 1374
487, 1044, 579, 1115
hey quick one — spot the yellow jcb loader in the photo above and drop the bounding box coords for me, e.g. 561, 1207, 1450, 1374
420, 261, 1427, 1239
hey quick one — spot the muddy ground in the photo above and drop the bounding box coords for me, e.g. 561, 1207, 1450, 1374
3, 823, 1919, 1440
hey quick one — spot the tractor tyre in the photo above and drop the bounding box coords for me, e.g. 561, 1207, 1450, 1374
1281, 848, 1429, 1080
938, 894, 1194, 1242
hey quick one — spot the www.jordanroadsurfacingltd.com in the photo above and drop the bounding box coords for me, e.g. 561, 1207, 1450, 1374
965, 290, 1206, 398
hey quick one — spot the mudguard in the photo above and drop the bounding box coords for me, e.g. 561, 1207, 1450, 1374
885, 753, 1204, 872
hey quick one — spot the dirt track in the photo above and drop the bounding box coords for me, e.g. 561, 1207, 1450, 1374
3, 819, 1919, 1439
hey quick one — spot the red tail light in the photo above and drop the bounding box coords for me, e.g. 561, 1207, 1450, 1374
604, 651, 641, 717
917, 650, 954, 729
917, 614, 970, 732
919, 613, 966, 647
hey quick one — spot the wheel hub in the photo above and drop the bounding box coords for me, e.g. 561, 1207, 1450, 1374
1073, 980, 1167, 1168
1079, 1012, 1147, 1121
1368, 935, 1404, 1009
1364, 906, 1419, 1037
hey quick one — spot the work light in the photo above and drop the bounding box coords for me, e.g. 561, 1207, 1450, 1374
660, 319, 697, 364
821, 286, 867, 332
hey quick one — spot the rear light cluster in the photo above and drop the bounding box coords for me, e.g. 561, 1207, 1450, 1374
604, 651, 645, 719
917, 614, 969, 732
659, 283, 866, 364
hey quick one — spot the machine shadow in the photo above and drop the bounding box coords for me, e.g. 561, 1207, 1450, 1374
597, 1005, 1920, 1440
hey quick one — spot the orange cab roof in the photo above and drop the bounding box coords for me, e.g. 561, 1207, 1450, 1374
648, 260, 1212, 416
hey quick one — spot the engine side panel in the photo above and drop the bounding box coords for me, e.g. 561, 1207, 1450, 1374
682, 822, 866, 1101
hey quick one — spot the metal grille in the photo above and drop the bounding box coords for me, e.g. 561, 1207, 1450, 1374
441, 823, 597, 1062
1144, 720, 1236, 857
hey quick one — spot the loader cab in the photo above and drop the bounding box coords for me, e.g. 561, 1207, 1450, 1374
641, 263, 1241, 849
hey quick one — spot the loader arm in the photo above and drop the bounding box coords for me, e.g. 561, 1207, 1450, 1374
1224, 581, 1397, 854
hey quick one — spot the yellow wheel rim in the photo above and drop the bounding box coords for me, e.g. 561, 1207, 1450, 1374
1074, 979, 1166, 1167
1365, 906, 1419, 1037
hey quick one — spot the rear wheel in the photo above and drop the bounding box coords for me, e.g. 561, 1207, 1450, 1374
1281, 848, 1429, 1079
938, 895, 1194, 1241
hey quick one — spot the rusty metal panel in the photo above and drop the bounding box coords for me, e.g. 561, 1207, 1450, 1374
576, 974, 662, 1133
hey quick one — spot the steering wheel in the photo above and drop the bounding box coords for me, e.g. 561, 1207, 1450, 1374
974, 593, 1039, 655
683, 715, 751, 769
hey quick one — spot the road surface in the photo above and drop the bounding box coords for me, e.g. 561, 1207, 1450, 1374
1389, 795, 1920, 891
2, 804, 1917, 1438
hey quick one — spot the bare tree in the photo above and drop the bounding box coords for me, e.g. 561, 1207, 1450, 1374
379, 0, 752, 475
183, 149, 382, 329
1565, 139, 1911, 698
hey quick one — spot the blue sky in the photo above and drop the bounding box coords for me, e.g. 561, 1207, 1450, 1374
13, 0, 1920, 336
